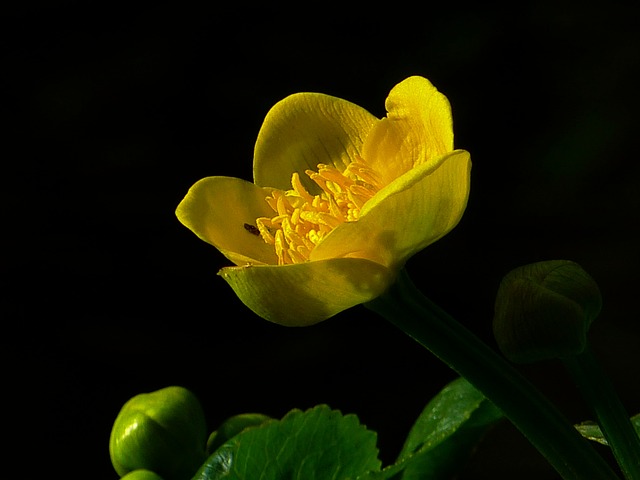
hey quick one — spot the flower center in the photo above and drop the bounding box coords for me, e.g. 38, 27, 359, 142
253, 158, 383, 265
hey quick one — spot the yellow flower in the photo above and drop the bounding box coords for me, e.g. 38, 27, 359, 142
176, 76, 471, 326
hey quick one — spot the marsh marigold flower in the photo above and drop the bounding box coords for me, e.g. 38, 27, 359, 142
176, 76, 471, 326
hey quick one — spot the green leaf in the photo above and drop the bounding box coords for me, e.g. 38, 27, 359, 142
372, 377, 504, 480
192, 405, 381, 480
576, 413, 640, 445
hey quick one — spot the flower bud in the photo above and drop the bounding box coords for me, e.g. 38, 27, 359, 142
206, 413, 272, 454
120, 470, 165, 480
493, 260, 602, 363
109, 386, 207, 480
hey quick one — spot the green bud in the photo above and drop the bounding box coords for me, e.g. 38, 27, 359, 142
206, 413, 272, 454
109, 386, 207, 480
493, 260, 602, 363
120, 470, 165, 480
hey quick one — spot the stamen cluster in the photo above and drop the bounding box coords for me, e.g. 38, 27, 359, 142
256, 159, 382, 265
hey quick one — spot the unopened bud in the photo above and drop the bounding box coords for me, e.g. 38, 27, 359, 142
120, 470, 165, 480
493, 260, 602, 363
109, 386, 207, 480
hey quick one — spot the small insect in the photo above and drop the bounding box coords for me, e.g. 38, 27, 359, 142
243, 223, 260, 236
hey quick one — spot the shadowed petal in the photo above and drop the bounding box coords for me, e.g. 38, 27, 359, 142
219, 257, 394, 326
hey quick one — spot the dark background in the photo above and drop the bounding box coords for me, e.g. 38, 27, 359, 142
4, 2, 640, 478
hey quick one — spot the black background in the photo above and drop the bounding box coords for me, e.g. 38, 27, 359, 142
4, 2, 640, 479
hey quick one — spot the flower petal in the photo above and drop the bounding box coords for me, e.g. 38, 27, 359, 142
175, 176, 278, 265
219, 257, 394, 326
311, 149, 471, 269
363, 76, 454, 185
253, 92, 378, 192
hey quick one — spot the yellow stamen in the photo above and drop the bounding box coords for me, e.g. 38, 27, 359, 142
255, 157, 383, 265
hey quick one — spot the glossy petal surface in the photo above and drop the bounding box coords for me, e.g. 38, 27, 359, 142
176, 176, 277, 265
219, 257, 393, 326
253, 92, 378, 193
311, 150, 471, 269
363, 76, 454, 184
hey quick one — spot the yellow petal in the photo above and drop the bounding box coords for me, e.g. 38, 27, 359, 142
219, 257, 394, 326
311, 150, 471, 269
363, 76, 454, 185
175, 176, 278, 265
253, 92, 379, 193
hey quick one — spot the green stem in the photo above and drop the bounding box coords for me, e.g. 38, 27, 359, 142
365, 269, 620, 480
563, 347, 640, 480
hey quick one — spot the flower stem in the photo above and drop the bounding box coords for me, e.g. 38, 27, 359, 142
562, 347, 640, 480
364, 268, 620, 480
